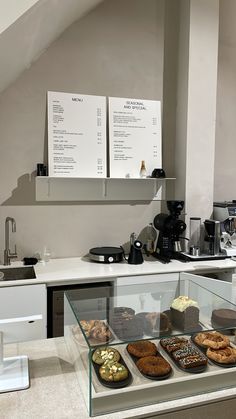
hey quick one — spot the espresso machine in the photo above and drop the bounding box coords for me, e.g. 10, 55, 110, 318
152, 200, 187, 263
181, 218, 229, 261
213, 201, 236, 256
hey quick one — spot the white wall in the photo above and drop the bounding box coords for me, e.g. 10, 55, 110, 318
0, 0, 165, 261
0, 0, 39, 33
175, 0, 219, 234
214, 0, 236, 201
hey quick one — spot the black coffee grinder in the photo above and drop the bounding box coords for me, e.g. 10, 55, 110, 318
152, 200, 187, 263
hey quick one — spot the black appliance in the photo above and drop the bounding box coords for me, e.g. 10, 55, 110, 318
152, 200, 187, 263
89, 246, 124, 263
47, 282, 113, 338
128, 239, 143, 264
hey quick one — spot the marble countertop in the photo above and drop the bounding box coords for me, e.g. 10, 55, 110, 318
0, 256, 236, 287
2, 337, 236, 419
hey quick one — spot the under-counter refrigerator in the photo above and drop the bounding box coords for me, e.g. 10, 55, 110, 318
47, 282, 113, 338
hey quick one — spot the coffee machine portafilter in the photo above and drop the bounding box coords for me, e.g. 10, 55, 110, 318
152, 201, 187, 263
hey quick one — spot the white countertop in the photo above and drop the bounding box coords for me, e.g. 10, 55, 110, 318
2, 337, 236, 419
0, 256, 236, 287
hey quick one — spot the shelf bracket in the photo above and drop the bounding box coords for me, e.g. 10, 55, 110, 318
47, 178, 51, 198
102, 179, 107, 198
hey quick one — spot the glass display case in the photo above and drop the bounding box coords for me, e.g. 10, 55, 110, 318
64, 273, 236, 416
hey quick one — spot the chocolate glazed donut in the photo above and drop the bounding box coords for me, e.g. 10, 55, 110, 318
136, 356, 171, 377
127, 341, 157, 358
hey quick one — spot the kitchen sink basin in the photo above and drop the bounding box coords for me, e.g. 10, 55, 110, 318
0, 266, 36, 281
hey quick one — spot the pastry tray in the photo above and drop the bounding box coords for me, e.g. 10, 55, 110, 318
91, 351, 132, 389
159, 338, 208, 374
126, 345, 173, 381
66, 328, 236, 416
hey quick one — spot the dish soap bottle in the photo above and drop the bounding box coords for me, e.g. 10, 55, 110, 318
139, 160, 147, 178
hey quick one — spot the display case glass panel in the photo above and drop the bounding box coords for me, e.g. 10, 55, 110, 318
64, 275, 236, 416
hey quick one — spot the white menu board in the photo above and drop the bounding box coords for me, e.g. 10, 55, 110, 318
48, 91, 106, 177
109, 97, 162, 178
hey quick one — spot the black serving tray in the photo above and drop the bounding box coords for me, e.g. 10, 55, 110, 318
92, 351, 132, 389
160, 338, 208, 374
191, 334, 236, 369
126, 346, 172, 381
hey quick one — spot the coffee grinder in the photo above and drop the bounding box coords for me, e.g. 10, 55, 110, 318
152, 200, 187, 263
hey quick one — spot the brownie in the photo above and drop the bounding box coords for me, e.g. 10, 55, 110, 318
136, 311, 172, 336
160, 337, 188, 349
178, 354, 207, 369
172, 345, 200, 361
109, 309, 144, 340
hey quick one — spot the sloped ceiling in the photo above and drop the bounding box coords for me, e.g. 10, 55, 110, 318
0, 0, 104, 93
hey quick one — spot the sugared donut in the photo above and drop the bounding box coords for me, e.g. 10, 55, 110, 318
127, 340, 157, 358
136, 356, 171, 376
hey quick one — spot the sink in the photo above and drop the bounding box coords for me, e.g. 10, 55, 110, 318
0, 266, 36, 281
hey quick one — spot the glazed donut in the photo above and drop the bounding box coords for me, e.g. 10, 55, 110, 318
127, 340, 157, 358
206, 346, 236, 364
194, 331, 230, 349
136, 356, 171, 377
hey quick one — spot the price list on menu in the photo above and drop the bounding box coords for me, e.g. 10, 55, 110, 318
47, 91, 106, 177
109, 97, 162, 178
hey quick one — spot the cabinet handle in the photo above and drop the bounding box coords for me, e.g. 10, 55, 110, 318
0, 314, 42, 324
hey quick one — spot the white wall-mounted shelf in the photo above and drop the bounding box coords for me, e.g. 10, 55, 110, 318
35, 177, 175, 202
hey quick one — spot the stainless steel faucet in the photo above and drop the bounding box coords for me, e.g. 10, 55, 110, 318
4, 217, 18, 265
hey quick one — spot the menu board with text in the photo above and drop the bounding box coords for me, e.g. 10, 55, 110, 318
48, 91, 106, 177
109, 97, 162, 178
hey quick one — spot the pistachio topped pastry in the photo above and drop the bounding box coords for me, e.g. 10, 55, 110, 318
92, 347, 120, 365
99, 361, 128, 382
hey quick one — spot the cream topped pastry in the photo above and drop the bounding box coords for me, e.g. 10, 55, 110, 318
171, 296, 199, 312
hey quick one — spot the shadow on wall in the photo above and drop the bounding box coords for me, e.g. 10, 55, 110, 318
1, 173, 150, 206
1, 172, 78, 206
2, 172, 38, 206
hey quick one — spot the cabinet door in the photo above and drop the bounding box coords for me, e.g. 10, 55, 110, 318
0, 284, 46, 342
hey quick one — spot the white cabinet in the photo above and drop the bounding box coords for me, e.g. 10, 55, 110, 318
0, 284, 47, 343
115, 273, 179, 312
